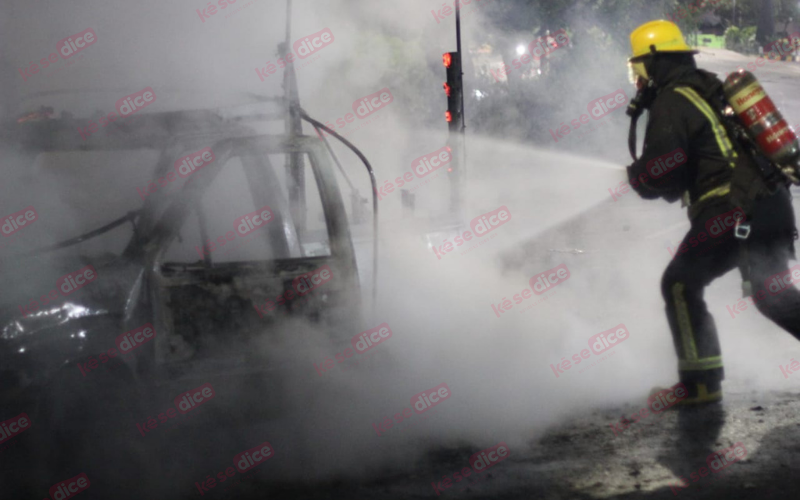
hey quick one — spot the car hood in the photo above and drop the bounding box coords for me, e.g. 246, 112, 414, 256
0, 255, 143, 342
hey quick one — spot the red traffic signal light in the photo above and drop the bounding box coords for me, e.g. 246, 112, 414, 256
443, 52, 453, 68
443, 51, 460, 132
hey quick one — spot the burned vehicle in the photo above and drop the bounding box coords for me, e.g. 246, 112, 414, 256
0, 98, 376, 498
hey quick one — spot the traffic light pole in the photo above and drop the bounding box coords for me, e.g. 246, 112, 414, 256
456, 1, 465, 136
451, 0, 465, 216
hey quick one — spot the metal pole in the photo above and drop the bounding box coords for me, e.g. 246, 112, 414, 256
454, 0, 465, 214
456, 2, 466, 143
282, 0, 306, 234
286, 0, 291, 45
456, 1, 464, 134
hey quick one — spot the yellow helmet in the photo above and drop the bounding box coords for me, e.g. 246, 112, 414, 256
629, 20, 696, 61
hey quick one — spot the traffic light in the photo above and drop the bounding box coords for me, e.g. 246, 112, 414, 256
443, 52, 462, 134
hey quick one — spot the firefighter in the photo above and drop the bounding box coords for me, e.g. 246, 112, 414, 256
625, 20, 800, 405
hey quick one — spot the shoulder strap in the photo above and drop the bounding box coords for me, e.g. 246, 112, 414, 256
672, 77, 784, 183
672, 86, 739, 169
670, 80, 781, 216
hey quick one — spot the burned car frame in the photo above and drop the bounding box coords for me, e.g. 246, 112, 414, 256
0, 98, 377, 497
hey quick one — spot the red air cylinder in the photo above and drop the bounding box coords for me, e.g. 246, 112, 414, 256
723, 69, 800, 165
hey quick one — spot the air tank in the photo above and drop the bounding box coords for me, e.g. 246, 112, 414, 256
723, 69, 800, 166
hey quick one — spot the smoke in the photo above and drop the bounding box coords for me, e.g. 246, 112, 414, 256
3, 0, 800, 497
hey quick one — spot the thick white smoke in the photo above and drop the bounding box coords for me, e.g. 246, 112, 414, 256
2, 1, 800, 495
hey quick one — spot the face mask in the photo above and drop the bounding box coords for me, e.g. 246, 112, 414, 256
628, 61, 648, 89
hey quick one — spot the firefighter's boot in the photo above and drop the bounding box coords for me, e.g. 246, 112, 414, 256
678, 368, 723, 406
650, 368, 723, 408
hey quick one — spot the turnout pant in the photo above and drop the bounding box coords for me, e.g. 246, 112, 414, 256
662, 187, 800, 386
